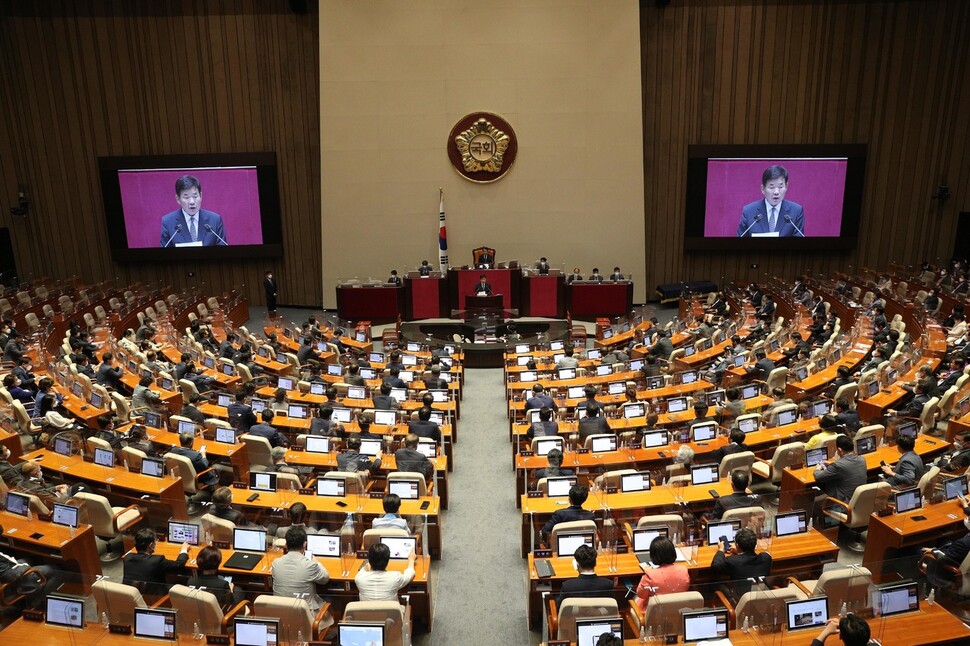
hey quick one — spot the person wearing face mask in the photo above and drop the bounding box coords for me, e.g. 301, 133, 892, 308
934, 432, 970, 472
736, 165, 805, 237
557, 544, 614, 608
264, 270, 278, 314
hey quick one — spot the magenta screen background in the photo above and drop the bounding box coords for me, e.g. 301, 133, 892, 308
118, 168, 264, 248
703, 159, 847, 237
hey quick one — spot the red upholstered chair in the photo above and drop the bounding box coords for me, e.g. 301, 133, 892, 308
472, 246, 496, 267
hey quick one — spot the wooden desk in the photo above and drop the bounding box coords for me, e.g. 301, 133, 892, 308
566, 282, 633, 319
0, 510, 102, 591
21, 449, 188, 521
57, 390, 111, 425
133, 423, 251, 481
856, 357, 943, 422
335, 284, 404, 324
525, 529, 838, 630
119, 371, 182, 414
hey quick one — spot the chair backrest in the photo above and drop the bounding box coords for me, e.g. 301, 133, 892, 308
734, 586, 805, 624
556, 597, 619, 642
92, 579, 147, 625
277, 472, 303, 491
387, 471, 427, 497
120, 446, 147, 470
253, 595, 313, 643
179, 379, 200, 401
640, 591, 704, 633
362, 527, 409, 550
592, 469, 638, 490
200, 513, 235, 543
343, 601, 408, 646
768, 403, 799, 427
85, 436, 114, 455
550, 520, 598, 555
721, 506, 766, 532
768, 442, 805, 481
240, 434, 275, 471
635, 515, 684, 541
937, 386, 959, 419
583, 433, 616, 449
918, 465, 941, 500
719, 451, 756, 479
845, 482, 892, 528
919, 397, 941, 433
168, 584, 223, 634
813, 566, 873, 617
163, 452, 199, 494
766, 367, 789, 392
74, 491, 118, 537
323, 471, 367, 495
236, 363, 254, 384
833, 382, 859, 408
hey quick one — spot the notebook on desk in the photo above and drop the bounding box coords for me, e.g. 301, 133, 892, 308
223, 528, 267, 571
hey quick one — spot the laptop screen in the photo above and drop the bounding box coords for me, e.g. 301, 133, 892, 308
360, 368, 377, 380
222, 363, 235, 376
215, 427, 236, 444
667, 397, 688, 413
641, 430, 668, 448
535, 438, 564, 456
704, 390, 726, 405
691, 423, 717, 442
893, 488, 922, 514
595, 365, 611, 377
338, 623, 384, 646
944, 476, 969, 501
741, 384, 760, 399
233, 528, 267, 553
168, 521, 200, 545
178, 419, 197, 435
288, 404, 308, 419
896, 420, 918, 439
786, 596, 829, 631
587, 349, 602, 360
90, 391, 104, 409
390, 387, 407, 401
327, 364, 343, 376
141, 457, 165, 477
5, 491, 30, 517
347, 386, 366, 400
623, 403, 645, 419
590, 435, 617, 453
316, 477, 345, 497
621, 472, 651, 493
251, 398, 268, 414
556, 531, 595, 557
515, 343, 531, 354
645, 376, 665, 389
632, 526, 669, 552
805, 447, 828, 468
94, 447, 115, 468
629, 359, 644, 371
519, 371, 538, 382
51, 503, 79, 528
305, 533, 341, 558
359, 439, 382, 457
54, 437, 72, 456
388, 480, 420, 500
566, 385, 585, 399
550, 341, 564, 351
855, 435, 876, 455
333, 408, 353, 423
607, 381, 626, 396
774, 510, 808, 537
546, 477, 577, 497
250, 472, 277, 492
45, 594, 84, 629
429, 390, 448, 402
380, 536, 416, 559
234, 618, 279, 646
305, 436, 331, 454
690, 464, 719, 486
217, 393, 232, 407
681, 370, 698, 384
277, 377, 294, 391
143, 411, 162, 428
575, 617, 623, 646
775, 408, 798, 426
874, 581, 919, 617
134, 607, 177, 640
808, 400, 830, 417
682, 609, 729, 643
706, 520, 742, 546
683, 345, 697, 358
517, 355, 533, 366
374, 410, 397, 426
416, 441, 437, 458
310, 382, 326, 395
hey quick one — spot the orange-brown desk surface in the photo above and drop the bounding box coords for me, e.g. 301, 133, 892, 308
0, 510, 101, 591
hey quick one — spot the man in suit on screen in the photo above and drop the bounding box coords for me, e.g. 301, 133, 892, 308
736, 165, 805, 237
159, 175, 228, 247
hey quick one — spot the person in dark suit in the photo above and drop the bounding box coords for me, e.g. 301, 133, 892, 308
588, 268, 604, 283
527, 406, 559, 440
179, 394, 207, 424
123, 528, 189, 597
227, 390, 254, 431
566, 267, 583, 284
649, 330, 674, 360
394, 433, 434, 480
476, 250, 494, 268
712, 429, 749, 465
422, 365, 449, 391
159, 175, 227, 247
247, 410, 289, 448
537, 257, 551, 275
814, 435, 867, 503
408, 406, 441, 443
709, 470, 762, 520
96, 352, 125, 390
418, 260, 432, 276
922, 495, 970, 565
12, 357, 36, 392
888, 383, 931, 419
372, 383, 399, 410
337, 435, 382, 476
557, 544, 614, 607
296, 337, 321, 367
736, 165, 805, 237
187, 546, 245, 608
578, 403, 612, 444
746, 350, 776, 381
540, 484, 596, 543
474, 274, 492, 295
532, 448, 574, 487
170, 432, 219, 491
525, 384, 557, 412
880, 434, 925, 487
609, 267, 624, 281
933, 432, 970, 472
711, 527, 772, 599
386, 270, 402, 286
833, 399, 861, 434
264, 271, 277, 314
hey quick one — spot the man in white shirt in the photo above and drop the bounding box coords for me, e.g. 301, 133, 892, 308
354, 542, 416, 602
271, 527, 330, 611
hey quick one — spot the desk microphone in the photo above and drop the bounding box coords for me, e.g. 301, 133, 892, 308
738, 214, 763, 238
162, 224, 183, 248
784, 215, 806, 237
204, 224, 229, 246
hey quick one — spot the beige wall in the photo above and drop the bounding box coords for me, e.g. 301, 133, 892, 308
320, 0, 645, 308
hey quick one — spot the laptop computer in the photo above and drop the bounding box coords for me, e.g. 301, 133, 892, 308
250, 472, 277, 493
623, 403, 645, 419
774, 510, 808, 537
786, 595, 829, 631
641, 430, 668, 448
51, 503, 79, 529
690, 422, 717, 442
168, 520, 200, 545
682, 608, 729, 643
893, 487, 922, 514
535, 437, 564, 456
316, 477, 345, 497
305, 436, 331, 454
133, 607, 177, 640
631, 526, 669, 565
332, 407, 352, 423
706, 519, 742, 546
943, 475, 969, 501
224, 528, 267, 571
545, 476, 577, 497
575, 616, 623, 646
388, 480, 420, 500
805, 447, 828, 468
234, 617, 280, 646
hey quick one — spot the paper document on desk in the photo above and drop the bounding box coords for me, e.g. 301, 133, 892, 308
175, 241, 203, 247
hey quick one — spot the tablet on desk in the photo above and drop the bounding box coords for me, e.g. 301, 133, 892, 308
133, 607, 177, 640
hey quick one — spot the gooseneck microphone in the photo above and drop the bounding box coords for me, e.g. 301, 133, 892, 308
162, 224, 183, 248
784, 215, 805, 237
204, 223, 229, 246
738, 213, 763, 237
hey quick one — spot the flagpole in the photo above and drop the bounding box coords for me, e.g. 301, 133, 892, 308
438, 188, 449, 274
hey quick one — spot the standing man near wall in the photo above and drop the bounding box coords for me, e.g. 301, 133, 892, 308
264, 270, 278, 316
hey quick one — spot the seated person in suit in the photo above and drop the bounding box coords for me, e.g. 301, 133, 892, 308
3, 373, 34, 405
310, 405, 336, 436
227, 390, 254, 431
209, 486, 250, 527
344, 363, 366, 386
159, 175, 226, 247
814, 435, 867, 503
527, 406, 559, 440
272, 527, 329, 612
96, 352, 125, 390
337, 435, 382, 477
578, 403, 612, 444
712, 429, 749, 465
712, 527, 772, 600
276, 502, 317, 538
418, 260, 432, 276
532, 448, 573, 489
933, 431, 970, 472
423, 365, 449, 391
123, 528, 189, 597
566, 268, 583, 284
247, 410, 289, 448
588, 268, 604, 283
474, 274, 492, 295
179, 394, 207, 424
832, 398, 861, 434
692, 401, 715, 425
395, 433, 434, 480
540, 484, 596, 544
476, 249, 494, 268
187, 546, 246, 608
609, 267, 624, 281
18, 461, 69, 508
811, 614, 872, 646
557, 346, 580, 369
525, 383, 557, 412
383, 366, 406, 389
408, 406, 441, 443
372, 382, 399, 410
709, 470, 761, 521
558, 543, 614, 607
0, 550, 63, 609
717, 387, 746, 421
0, 445, 24, 487
169, 432, 219, 499
387, 269, 402, 286
372, 493, 409, 531
132, 375, 165, 411
634, 536, 690, 612
880, 434, 925, 487
745, 350, 775, 381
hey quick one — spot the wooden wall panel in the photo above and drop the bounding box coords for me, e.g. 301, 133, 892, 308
641, 0, 970, 291
0, 0, 321, 307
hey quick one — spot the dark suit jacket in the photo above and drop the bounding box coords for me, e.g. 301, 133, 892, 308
578, 417, 612, 443
939, 533, 970, 564
814, 453, 867, 502
736, 199, 805, 237
372, 394, 398, 410
123, 551, 189, 596
710, 492, 761, 521
474, 282, 493, 295
525, 393, 556, 411
170, 446, 218, 486
187, 572, 233, 607
711, 549, 772, 597
97, 362, 124, 389
247, 423, 288, 447
712, 442, 749, 465
541, 505, 596, 540
160, 208, 226, 247
557, 573, 614, 607
408, 420, 441, 443
227, 402, 253, 431
394, 447, 434, 480
886, 450, 925, 487
264, 277, 277, 299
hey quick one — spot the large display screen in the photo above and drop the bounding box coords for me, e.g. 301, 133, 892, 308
684, 144, 866, 251
99, 153, 282, 261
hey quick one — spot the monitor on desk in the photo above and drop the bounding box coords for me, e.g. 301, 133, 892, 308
774, 510, 808, 537
389, 387, 407, 402
567, 385, 585, 399
257, 346, 270, 359
141, 457, 165, 477
429, 411, 445, 425
215, 427, 236, 444
545, 476, 577, 497
309, 382, 326, 396
601, 329, 614, 340
645, 376, 665, 390
682, 608, 729, 643
557, 367, 576, 380
623, 403, 645, 419
517, 355, 533, 367
807, 400, 830, 417
51, 503, 79, 529
305, 533, 341, 558
793, 366, 809, 382
440, 355, 454, 369
416, 440, 437, 458
893, 487, 922, 514
233, 528, 267, 553
388, 480, 419, 500
741, 384, 760, 399
5, 491, 30, 517
703, 389, 726, 405
327, 364, 342, 376
690, 464, 719, 486
45, 594, 85, 629
632, 526, 669, 553
556, 531, 595, 557
769, 338, 781, 352
683, 345, 697, 358
873, 580, 919, 617
89, 391, 104, 409
587, 349, 602, 360
332, 407, 353, 423
359, 439, 382, 457
251, 398, 268, 414
94, 447, 115, 467
305, 436, 331, 454
222, 363, 235, 376
287, 403, 308, 419
346, 386, 367, 400
884, 368, 898, 385
178, 419, 197, 435
535, 437, 564, 456
369, 352, 384, 363
706, 519, 742, 546
607, 381, 626, 396
737, 415, 759, 434
786, 596, 829, 631
380, 535, 416, 559
374, 409, 396, 426
143, 411, 162, 429
620, 472, 651, 493
53, 436, 72, 457
217, 393, 232, 408
855, 434, 876, 456
667, 397, 688, 414
690, 422, 718, 442
805, 447, 828, 468
575, 616, 623, 646
595, 365, 612, 377
402, 354, 418, 368
203, 356, 215, 369
279, 352, 291, 364
815, 357, 829, 371
944, 475, 968, 501
338, 622, 384, 646
134, 607, 177, 640
515, 343, 531, 354
641, 430, 669, 448
168, 520, 200, 545
234, 617, 279, 646
629, 359, 644, 371
429, 389, 449, 403
277, 377, 294, 391
864, 379, 880, 398
775, 408, 798, 426
250, 472, 277, 493
360, 368, 377, 380
526, 409, 542, 425
316, 477, 345, 497
550, 340, 565, 351
895, 420, 918, 440
590, 435, 618, 453
681, 370, 698, 384
159, 377, 175, 391
70, 381, 84, 398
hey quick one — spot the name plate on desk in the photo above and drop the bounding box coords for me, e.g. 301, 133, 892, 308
109, 624, 132, 635
213, 541, 230, 549
615, 544, 629, 554
519, 451, 534, 457
82, 455, 94, 463
232, 482, 247, 489
629, 442, 642, 450
574, 448, 589, 454
606, 487, 618, 494
299, 488, 314, 495
206, 636, 230, 645
37, 513, 52, 523
22, 609, 43, 622
289, 446, 304, 452
527, 491, 544, 499
533, 549, 552, 559
369, 492, 384, 499
356, 550, 368, 559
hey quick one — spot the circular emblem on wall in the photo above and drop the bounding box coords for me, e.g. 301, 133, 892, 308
448, 112, 518, 183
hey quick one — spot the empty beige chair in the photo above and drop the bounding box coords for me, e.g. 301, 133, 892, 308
168, 584, 250, 635
179, 378, 200, 401
92, 579, 151, 626
74, 491, 145, 561
387, 471, 428, 497
200, 513, 235, 544
789, 566, 873, 617
720, 586, 806, 628
320, 470, 367, 495
635, 515, 684, 541
121, 446, 147, 471
343, 601, 411, 646
550, 597, 618, 643
24, 312, 41, 331
362, 527, 410, 550
204, 418, 233, 436
277, 472, 303, 490
109, 297, 122, 311
764, 442, 805, 484
253, 595, 333, 642
549, 520, 598, 555
86, 436, 114, 456
721, 506, 767, 532
240, 433, 275, 471
629, 591, 704, 632
593, 469, 638, 490
42, 304, 56, 319
10, 400, 40, 435
110, 393, 132, 423
16, 291, 31, 306
855, 424, 884, 445
823, 481, 891, 551
765, 367, 788, 393
583, 433, 617, 450
236, 362, 254, 384
918, 465, 942, 500
719, 451, 756, 479
919, 396, 941, 433
94, 305, 107, 321
936, 387, 959, 422
833, 382, 859, 408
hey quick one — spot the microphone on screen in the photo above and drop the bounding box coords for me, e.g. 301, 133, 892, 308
784, 215, 806, 237
204, 223, 229, 246
738, 214, 762, 238
162, 224, 183, 248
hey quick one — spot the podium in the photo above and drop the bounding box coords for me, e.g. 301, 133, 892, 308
465, 294, 503, 312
